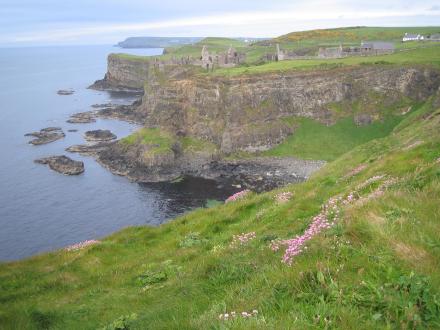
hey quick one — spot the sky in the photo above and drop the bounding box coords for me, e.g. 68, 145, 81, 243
0, 0, 439, 46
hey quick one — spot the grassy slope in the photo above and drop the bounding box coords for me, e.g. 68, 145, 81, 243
263, 115, 408, 161
274, 26, 440, 44
212, 44, 440, 76
1, 94, 440, 329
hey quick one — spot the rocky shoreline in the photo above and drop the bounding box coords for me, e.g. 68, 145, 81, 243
66, 139, 324, 191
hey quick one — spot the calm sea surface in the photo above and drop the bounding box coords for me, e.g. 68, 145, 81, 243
0, 45, 237, 261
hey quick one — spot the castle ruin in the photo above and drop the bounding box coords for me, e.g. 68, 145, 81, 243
151, 45, 245, 71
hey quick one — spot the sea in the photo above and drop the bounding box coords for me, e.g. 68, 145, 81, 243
0, 45, 237, 261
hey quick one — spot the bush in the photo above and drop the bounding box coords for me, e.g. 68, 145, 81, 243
102, 313, 138, 330
136, 270, 167, 287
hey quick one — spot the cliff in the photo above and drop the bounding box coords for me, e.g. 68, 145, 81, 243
89, 54, 152, 91
137, 65, 439, 152
89, 60, 440, 185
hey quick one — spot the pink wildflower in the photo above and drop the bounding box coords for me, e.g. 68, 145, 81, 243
272, 174, 398, 265
436, 157, 440, 164
230, 232, 256, 248
65, 240, 100, 252
218, 310, 258, 321
275, 191, 293, 204
225, 190, 251, 203
343, 164, 367, 179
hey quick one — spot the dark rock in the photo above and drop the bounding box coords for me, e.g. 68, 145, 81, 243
41, 127, 62, 132
67, 112, 96, 124
68, 129, 78, 132
95, 101, 143, 124
35, 156, 84, 175
354, 113, 373, 126
84, 130, 117, 142
91, 103, 118, 109
66, 142, 115, 156
57, 89, 74, 95
25, 127, 65, 145
95, 140, 325, 191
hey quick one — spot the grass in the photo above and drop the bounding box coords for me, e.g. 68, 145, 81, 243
263, 114, 409, 161
1, 88, 440, 329
121, 128, 174, 155
274, 26, 440, 44
121, 128, 218, 156
211, 45, 440, 76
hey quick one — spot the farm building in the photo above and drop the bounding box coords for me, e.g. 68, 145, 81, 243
402, 33, 424, 42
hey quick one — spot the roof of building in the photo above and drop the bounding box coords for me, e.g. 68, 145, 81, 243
404, 33, 422, 39
361, 41, 395, 50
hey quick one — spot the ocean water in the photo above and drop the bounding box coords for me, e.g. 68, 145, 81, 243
0, 45, 237, 261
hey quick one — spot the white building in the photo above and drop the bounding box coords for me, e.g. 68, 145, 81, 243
402, 33, 425, 42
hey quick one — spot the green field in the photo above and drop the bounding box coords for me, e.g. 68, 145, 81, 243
212, 45, 440, 76
273, 26, 440, 45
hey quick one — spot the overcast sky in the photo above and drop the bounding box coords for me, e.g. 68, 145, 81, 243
1, 0, 439, 46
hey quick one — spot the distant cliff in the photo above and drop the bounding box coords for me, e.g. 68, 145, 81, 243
116, 37, 203, 49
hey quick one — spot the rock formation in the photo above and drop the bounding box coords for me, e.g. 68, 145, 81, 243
25, 127, 65, 145
136, 66, 440, 152
84, 130, 117, 142
35, 156, 85, 175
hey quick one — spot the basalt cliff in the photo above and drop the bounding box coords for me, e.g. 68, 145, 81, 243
89, 55, 440, 185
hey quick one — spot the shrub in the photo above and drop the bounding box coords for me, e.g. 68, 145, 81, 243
136, 270, 167, 287
102, 313, 138, 330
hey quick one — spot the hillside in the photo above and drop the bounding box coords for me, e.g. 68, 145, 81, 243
272, 26, 440, 45
1, 83, 440, 329
116, 37, 203, 49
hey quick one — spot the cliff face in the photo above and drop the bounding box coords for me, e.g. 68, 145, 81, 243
89, 54, 152, 90
137, 66, 440, 152
92, 55, 440, 152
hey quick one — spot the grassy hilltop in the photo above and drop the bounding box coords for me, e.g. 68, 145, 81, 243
1, 28, 440, 329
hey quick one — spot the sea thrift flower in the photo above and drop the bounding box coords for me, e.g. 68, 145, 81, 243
356, 174, 386, 191
65, 240, 100, 252
272, 174, 398, 265
230, 232, 256, 248
218, 310, 258, 321
343, 164, 367, 179
275, 191, 293, 204
225, 190, 251, 203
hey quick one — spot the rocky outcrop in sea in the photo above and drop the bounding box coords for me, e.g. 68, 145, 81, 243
35, 155, 85, 175
25, 127, 65, 145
